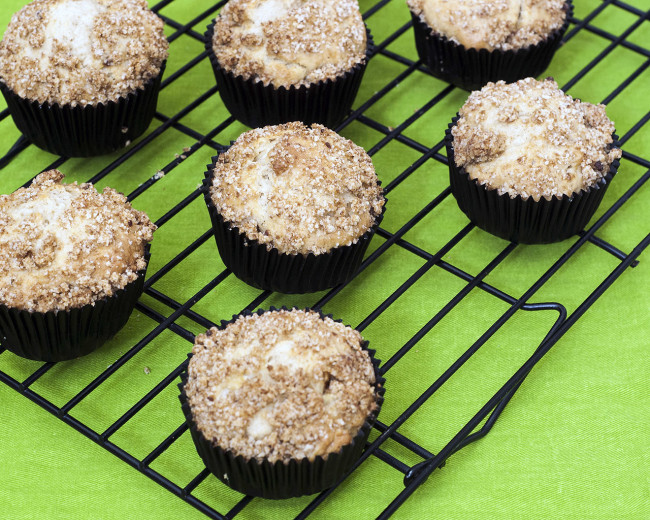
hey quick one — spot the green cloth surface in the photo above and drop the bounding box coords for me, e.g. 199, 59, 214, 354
1, 0, 649, 518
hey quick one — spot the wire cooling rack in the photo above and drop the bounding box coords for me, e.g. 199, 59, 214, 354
1, 0, 649, 518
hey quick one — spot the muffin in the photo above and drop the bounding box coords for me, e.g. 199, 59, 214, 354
179, 307, 384, 498
204, 121, 385, 293
206, 0, 372, 128
407, 0, 572, 91
446, 77, 622, 243
0, 170, 156, 361
0, 0, 169, 157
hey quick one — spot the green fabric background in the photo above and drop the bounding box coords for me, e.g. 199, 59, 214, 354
0, 0, 649, 518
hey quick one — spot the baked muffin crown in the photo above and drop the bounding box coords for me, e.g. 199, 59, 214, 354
186, 309, 378, 463
0, 170, 156, 312
0, 0, 169, 106
407, 0, 567, 51
451, 78, 622, 201
209, 121, 384, 255
213, 0, 367, 88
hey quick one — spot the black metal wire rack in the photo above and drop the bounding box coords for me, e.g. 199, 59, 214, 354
1, 0, 649, 518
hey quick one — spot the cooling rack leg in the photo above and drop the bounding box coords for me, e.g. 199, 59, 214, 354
403, 301, 567, 486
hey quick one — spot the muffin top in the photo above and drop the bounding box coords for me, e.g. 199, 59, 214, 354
0, 0, 169, 106
451, 78, 622, 201
212, 0, 367, 88
407, 0, 567, 51
209, 122, 384, 255
0, 170, 156, 312
186, 309, 378, 462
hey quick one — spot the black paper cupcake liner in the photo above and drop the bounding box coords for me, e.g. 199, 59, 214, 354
205, 21, 373, 128
0, 63, 166, 157
445, 116, 620, 244
202, 164, 385, 293
178, 306, 385, 499
410, 1, 573, 91
0, 248, 151, 362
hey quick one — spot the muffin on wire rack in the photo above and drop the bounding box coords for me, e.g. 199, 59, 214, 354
0, 0, 169, 157
0, 170, 155, 361
407, 0, 572, 91
203, 121, 385, 293
206, 0, 373, 128
446, 77, 622, 243
179, 307, 385, 499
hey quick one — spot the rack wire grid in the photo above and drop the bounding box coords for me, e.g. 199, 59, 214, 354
1, 0, 649, 518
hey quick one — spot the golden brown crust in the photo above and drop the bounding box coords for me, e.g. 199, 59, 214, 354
209, 122, 385, 255
407, 0, 567, 51
451, 78, 622, 201
0, 170, 156, 312
212, 0, 367, 88
186, 309, 378, 463
0, 0, 169, 106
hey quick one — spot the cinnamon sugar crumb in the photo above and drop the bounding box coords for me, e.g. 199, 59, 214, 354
407, 0, 567, 51
213, 0, 367, 88
186, 309, 378, 462
209, 122, 384, 255
0, 0, 169, 106
0, 170, 156, 312
451, 78, 622, 201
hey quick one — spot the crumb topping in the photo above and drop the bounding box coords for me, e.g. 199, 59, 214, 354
209, 122, 385, 255
407, 0, 567, 51
186, 309, 378, 463
0, 170, 156, 312
451, 78, 622, 201
0, 0, 169, 106
212, 0, 367, 87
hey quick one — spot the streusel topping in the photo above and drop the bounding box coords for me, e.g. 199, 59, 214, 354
209, 122, 384, 255
0, 0, 169, 106
407, 0, 567, 51
212, 0, 367, 87
186, 309, 378, 462
0, 170, 156, 312
451, 78, 622, 201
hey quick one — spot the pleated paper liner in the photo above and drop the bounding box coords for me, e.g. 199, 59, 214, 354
202, 165, 385, 293
0, 62, 166, 158
445, 116, 620, 244
204, 21, 373, 129
0, 248, 151, 362
178, 307, 386, 499
410, 1, 573, 91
